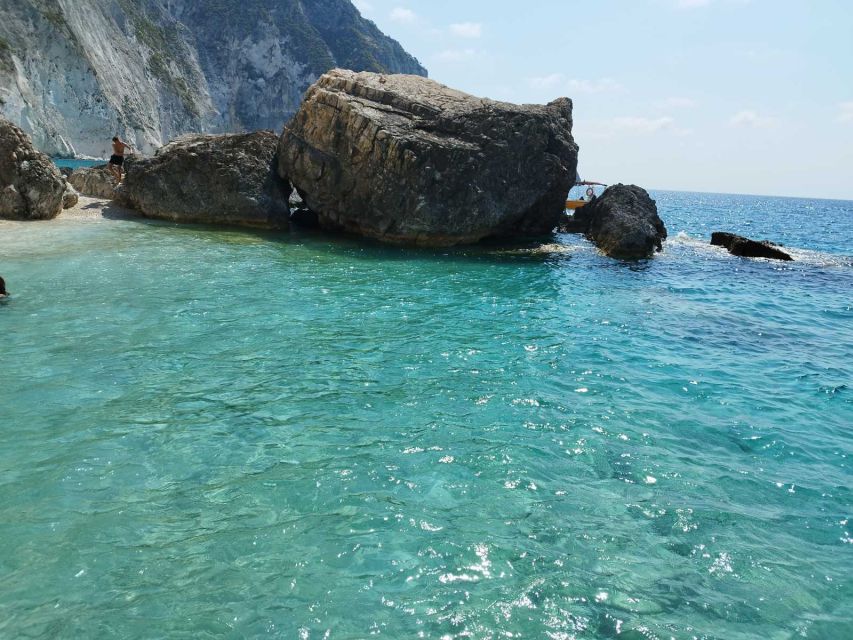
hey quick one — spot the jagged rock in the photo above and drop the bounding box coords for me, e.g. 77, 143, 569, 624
563, 184, 667, 259
711, 232, 793, 261
68, 165, 118, 198
121, 131, 291, 229
278, 69, 578, 246
0, 117, 65, 220
58, 167, 74, 179
62, 184, 79, 209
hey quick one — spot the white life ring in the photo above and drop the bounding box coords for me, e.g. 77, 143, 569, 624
585, 187, 595, 198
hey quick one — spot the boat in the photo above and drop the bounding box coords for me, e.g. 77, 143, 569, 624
566, 179, 607, 211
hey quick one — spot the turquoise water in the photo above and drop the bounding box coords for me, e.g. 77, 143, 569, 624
53, 158, 103, 170
1, 192, 851, 639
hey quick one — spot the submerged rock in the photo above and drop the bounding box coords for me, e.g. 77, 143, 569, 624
564, 184, 667, 259
68, 165, 118, 198
121, 132, 291, 229
711, 232, 793, 261
279, 69, 578, 246
0, 117, 65, 220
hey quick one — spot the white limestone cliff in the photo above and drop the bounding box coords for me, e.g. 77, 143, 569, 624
0, 0, 426, 157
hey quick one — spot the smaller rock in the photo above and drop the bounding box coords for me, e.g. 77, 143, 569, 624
562, 184, 667, 259
68, 165, 118, 198
710, 232, 793, 261
62, 184, 79, 209
0, 117, 66, 220
58, 166, 74, 179
121, 131, 291, 229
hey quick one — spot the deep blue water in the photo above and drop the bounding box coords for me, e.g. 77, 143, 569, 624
1, 191, 851, 639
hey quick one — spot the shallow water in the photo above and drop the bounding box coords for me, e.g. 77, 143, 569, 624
1, 192, 851, 638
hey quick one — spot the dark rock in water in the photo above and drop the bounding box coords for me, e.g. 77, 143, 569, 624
563, 184, 667, 259
711, 232, 793, 261
0, 117, 65, 220
279, 69, 578, 246
62, 184, 79, 209
68, 165, 117, 198
121, 132, 291, 230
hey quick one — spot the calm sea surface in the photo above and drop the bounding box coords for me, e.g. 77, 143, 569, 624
1, 191, 851, 639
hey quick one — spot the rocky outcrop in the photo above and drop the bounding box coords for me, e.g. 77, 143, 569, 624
279, 69, 578, 246
62, 184, 79, 209
68, 165, 118, 198
0, 117, 64, 220
0, 1, 426, 157
120, 131, 291, 229
563, 184, 667, 259
711, 232, 793, 261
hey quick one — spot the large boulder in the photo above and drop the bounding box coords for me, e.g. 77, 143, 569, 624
68, 165, 118, 198
564, 184, 667, 259
278, 69, 579, 246
121, 132, 291, 229
0, 118, 65, 220
710, 232, 793, 261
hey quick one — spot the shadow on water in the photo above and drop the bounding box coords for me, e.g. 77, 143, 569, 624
131, 216, 591, 267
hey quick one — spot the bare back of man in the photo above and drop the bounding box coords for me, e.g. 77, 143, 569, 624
108, 136, 133, 183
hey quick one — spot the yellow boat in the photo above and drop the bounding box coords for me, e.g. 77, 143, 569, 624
566, 180, 607, 210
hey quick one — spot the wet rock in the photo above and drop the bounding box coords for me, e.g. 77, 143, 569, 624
121, 132, 291, 229
0, 117, 65, 220
711, 232, 793, 261
279, 69, 578, 246
564, 184, 667, 259
68, 165, 118, 198
62, 184, 79, 209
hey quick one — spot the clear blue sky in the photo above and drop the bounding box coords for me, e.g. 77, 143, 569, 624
353, 0, 853, 199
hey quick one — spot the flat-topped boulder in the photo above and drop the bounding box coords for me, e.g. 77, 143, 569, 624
565, 184, 667, 259
711, 231, 793, 261
120, 132, 291, 229
278, 69, 578, 246
0, 118, 65, 220
68, 165, 118, 198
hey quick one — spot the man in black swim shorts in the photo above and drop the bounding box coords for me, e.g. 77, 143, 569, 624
108, 136, 133, 183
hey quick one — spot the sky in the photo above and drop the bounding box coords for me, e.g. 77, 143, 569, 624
352, 0, 853, 199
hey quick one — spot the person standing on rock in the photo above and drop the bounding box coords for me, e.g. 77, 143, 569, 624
108, 136, 134, 183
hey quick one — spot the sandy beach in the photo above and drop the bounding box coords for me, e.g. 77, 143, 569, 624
0, 196, 138, 227
58, 195, 139, 221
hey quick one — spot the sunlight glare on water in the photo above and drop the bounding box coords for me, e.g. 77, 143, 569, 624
1, 191, 851, 638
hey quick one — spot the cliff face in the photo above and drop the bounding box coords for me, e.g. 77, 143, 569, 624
0, 0, 426, 157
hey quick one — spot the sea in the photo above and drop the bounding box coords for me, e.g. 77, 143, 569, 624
1, 191, 851, 639
52, 158, 103, 170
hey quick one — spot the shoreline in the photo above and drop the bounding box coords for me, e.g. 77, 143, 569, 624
0, 196, 139, 226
